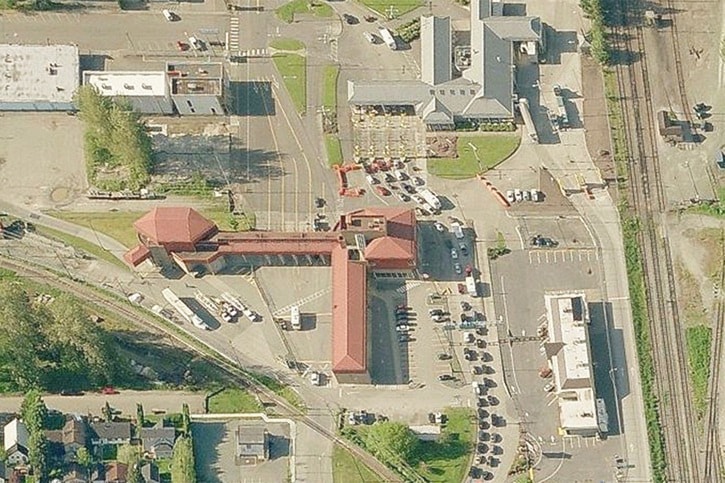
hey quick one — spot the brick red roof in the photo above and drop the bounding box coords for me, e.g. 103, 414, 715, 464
123, 244, 151, 266
355, 208, 416, 263
331, 245, 368, 374
134, 207, 217, 245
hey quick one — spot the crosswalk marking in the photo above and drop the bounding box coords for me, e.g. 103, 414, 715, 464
272, 288, 332, 316
528, 249, 598, 265
229, 16, 240, 52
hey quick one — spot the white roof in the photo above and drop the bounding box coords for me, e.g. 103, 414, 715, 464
0, 44, 79, 104
545, 292, 599, 433
83, 71, 168, 97
4, 418, 29, 450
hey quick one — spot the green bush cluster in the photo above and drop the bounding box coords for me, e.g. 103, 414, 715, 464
75, 85, 154, 191
480, 122, 516, 132
580, 0, 610, 65
396, 18, 421, 43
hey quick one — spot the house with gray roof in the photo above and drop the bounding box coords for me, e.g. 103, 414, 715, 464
141, 420, 176, 459
89, 421, 132, 447
235, 425, 269, 464
347, 0, 542, 128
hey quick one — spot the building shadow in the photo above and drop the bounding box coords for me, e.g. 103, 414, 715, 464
540, 26, 579, 65
268, 434, 290, 459
228, 81, 276, 116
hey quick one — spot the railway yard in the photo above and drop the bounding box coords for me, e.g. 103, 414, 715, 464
0, 0, 723, 480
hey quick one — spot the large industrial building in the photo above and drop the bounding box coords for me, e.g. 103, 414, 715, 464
124, 206, 418, 384
347, 0, 542, 129
0, 44, 79, 111
543, 292, 605, 436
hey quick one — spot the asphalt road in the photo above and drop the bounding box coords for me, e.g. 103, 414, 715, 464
0, 390, 206, 416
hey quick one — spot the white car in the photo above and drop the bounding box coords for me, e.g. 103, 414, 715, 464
221, 312, 233, 323
348, 412, 358, 425
434, 222, 445, 232
544, 382, 556, 392
531, 189, 541, 202
162, 9, 175, 21
451, 248, 458, 259
454, 263, 462, 274
522, 190, 531, 201
366, 174, 380, 185
514, 189, 523, 202
505, 190, 515, 203
396, 324, 409, 332
310, 371, 321, 386
188, 36, 202, 50
394, 170, 407, 181
128, 293, 143, 304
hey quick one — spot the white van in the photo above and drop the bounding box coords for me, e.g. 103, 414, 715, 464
188, 36, 202, 50
162, 9, 175, 21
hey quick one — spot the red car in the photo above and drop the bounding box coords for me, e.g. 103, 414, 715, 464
101, 386, 119, 395
176, 41, 189, 51
375, 186, 391, 196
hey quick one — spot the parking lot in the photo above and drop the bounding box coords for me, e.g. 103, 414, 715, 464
192, 418, 290, 483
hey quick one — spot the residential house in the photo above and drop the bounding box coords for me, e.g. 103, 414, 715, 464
141, 421, 176, 459
62, 417, 88, 460
105, 462, 128, 483
90, 463, 106, 483
235, 425, 269, 464
62, 463, 87, 483
3, 419, 29, 466
89, 421, 131, 447
140, 462, 160, 483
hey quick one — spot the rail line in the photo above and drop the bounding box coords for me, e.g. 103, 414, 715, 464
609, 1, 701, 481
703, 238, 725, 482
0, 255, 404, 483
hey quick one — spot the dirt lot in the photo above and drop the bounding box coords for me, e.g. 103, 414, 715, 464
0, 113, 86, 209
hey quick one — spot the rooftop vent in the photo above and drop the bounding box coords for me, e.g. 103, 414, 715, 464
141, 83, 153, 90
123, 83, 134, 90
101, 84, 111, 90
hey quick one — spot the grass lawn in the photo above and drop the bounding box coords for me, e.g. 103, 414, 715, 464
269, 38, 305, 51
685, 325, 712, 420
322, 64, 339, 110
413, 407, 473, 482
427, 134, 520, 179
208, 387, 263, 414
276, 0, 333, 23
358, 0, 423, 17
35, 225, 128, 271
272, 53, 307, 114
326, 135, 344, 166
332, 444, 384, 483
46, 211, 142, 249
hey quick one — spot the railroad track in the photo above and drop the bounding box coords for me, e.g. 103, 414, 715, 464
0, 255, 404, 483
609, 1, 701, 481
703, 239, 725, 482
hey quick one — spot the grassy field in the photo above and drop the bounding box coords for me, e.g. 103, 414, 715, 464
275, 0, 333, 23
357, 0, 423, 17
208, 387, 263, 414
326, 135, 344, 166
269, 38, 306, 51
332, 444, 384, 483
46, 211, 142, 249
413, 408, 473, 482
35, 225, 128, 271
323, 64, 339, 111
272, 53, 307, 114
685, 325, 712, 420
427, 135, 520, 179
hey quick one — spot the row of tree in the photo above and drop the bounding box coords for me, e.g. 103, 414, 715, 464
0, 282, 125, 393
20, 390, 49, 481
74, 85, 154, 191
580, 0, 611, 65
170, 403, 197, 482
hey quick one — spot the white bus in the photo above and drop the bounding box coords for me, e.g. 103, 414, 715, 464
290, 305, 301, 330
162, 288, 209, 330
418, 188, 441, 210
378, 27, 397, 50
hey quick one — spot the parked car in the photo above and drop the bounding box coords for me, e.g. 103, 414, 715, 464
544, 381, 556, 392
366, 174, 380, 184
343, 13, 359, 24
450, 248, 458, 259
397, 192, 411, 202
438, 374, 455, 381
454, 263, 462, 274
375, 185, 391, 196
459, 242, 468, 255
395, 324, 409, 332
402, 183, 416, 194
437, 353, 453, 360
101, 387, 119, 395
505, 190, 515, 203
514, 189, 523, 202
309, 371, 321, 386
363, 32, 379, 44
162, 9, 177, 21
413, 176, 425, 186
176, 40, 190, 51
434, 222, 446, 232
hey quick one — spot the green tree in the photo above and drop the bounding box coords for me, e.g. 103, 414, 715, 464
136, 403, 144, 428
127, 459, 144, 483
20, 390, 48, 433
28, 431, 47, 481
181, 403, 191, 436
76, 447, 93, 479
103, 402, 113, 422
364, 421, 418, 463
590, 20, 610, 65
170, 436, 196, 483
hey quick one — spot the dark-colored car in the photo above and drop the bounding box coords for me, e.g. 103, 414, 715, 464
402, 183, 416, 194
60, 389, 84, 396
437, 353, 452, 360
476, 339, 486, 348
469, 467, 482, 479
343, 13, 359, 24
438, 374, 455, 381
364, 15, 377, 22
315, 197, 326, 208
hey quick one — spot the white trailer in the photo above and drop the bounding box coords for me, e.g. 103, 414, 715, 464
518, 98, 539, 143
450, 221, 464, 239
195, 291, 220, 315
290, 305, 301, 330
162, 288, 208, 330
465, 275, 478, 296
418, 188, 441, 210
379, 27, 397, 50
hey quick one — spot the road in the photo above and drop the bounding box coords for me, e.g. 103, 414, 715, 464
0, 390, 206, 415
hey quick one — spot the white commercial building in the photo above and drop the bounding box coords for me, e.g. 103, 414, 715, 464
82, 71, 174, 114
544, 292, 601, 436
0, 44, 79, 111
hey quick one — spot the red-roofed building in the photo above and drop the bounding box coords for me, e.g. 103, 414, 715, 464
125, 206, 417, 384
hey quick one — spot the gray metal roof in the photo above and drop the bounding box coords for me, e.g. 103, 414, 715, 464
123, 96, 175, 114
0, 44, 79, 107
485, 16, 541, 41
421, 16, 452, 86
480, 24, 514, 114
